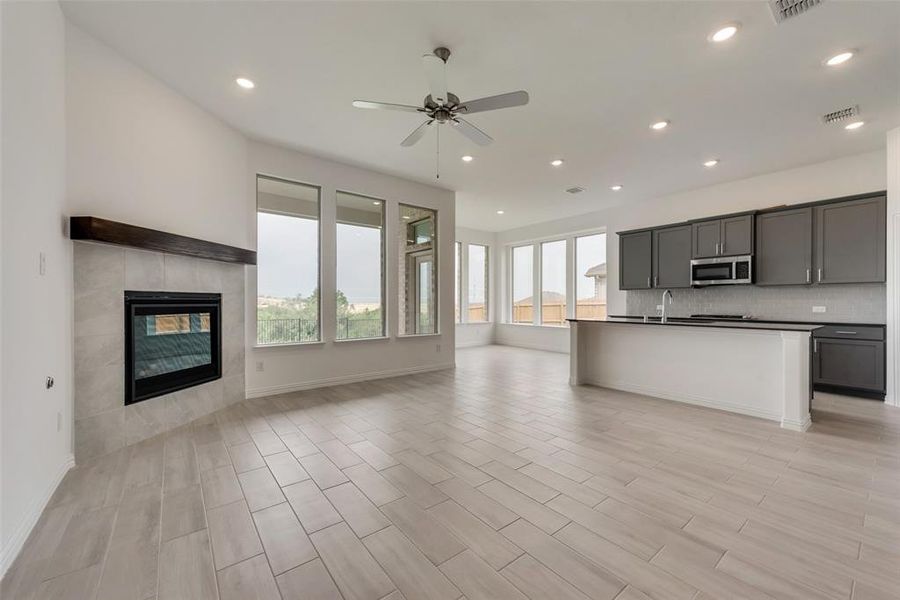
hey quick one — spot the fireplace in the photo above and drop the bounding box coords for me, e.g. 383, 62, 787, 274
124, 291, 222, 405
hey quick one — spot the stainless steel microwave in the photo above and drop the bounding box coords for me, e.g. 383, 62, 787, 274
690, 255, 752, 286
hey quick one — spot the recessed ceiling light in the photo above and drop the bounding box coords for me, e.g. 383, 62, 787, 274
844, 121, 864, 130
709, 23, 739, 43
703, 159, 719, 168
550, 159, 564, 167
825, 51, 854, 67
402, 215, 411, 220
650, 120, 669, 130
372, 200, 382, 206
496, 210, 505, 215
610, 185, 623, 191
235, 77, 255, 89
461, 155, 473, 162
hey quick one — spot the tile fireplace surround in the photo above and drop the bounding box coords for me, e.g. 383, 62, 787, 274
73, 242, 245, 462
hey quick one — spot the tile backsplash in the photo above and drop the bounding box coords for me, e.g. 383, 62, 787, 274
625, 283, 886, 323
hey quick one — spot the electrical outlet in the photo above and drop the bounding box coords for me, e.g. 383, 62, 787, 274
255, 360, 264, 372
812, 306, 827, 313
39, 252, 46, 276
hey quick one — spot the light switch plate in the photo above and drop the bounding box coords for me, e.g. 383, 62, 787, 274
812, 306, 827, 313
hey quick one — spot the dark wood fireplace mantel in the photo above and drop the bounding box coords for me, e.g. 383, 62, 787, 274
70, 216, 256, 265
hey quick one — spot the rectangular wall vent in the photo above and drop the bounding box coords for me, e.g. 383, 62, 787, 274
566, 186, 586, 194
822, 105, 859, 124
769, 0, 823, 23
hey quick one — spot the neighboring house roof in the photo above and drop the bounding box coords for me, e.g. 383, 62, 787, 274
585, 262, 607, 278
514, 291, 567, 305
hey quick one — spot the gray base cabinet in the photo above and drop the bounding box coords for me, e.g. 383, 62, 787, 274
814, 338, 885, 393
815, 195, 886, 284
755, 207, 812, 285
652, 225, 692, 288
619, 231, 652, 290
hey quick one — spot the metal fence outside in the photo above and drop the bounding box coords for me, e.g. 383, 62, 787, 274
257, 317, 383, 344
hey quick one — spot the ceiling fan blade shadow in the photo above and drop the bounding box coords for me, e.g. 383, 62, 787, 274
353, 100, 423, 113
400, 120, 433, 147
452, 118, 493, 146
458, 91, 529, 115
422, 54, 448, 105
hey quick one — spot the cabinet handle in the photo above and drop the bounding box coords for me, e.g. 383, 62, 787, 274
647, 277, 651, 288
714, 242, 719, 255
806, 269, 810, 283
654, 276, 658, 287
835, 330, 857, 335
817, 268, 822, 282
814, 339, 817, 353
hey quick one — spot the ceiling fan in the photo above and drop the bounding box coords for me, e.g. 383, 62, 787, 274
352, 47, 529, 154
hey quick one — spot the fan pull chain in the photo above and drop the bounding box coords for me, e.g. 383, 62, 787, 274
436, 124, 441, 179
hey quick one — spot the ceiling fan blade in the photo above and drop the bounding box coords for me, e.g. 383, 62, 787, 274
400, 120, 432, 147
451, 118, 493, 146
422, 54, 448, 105
352, 100, 423, 113
458, 90, 529, 115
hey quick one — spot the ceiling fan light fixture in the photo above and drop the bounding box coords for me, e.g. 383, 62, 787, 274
709, 23, 739, 43
235, 77, 255, 89
650, 120, 669, 130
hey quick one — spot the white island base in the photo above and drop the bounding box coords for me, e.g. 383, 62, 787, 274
569, 320, 814, 431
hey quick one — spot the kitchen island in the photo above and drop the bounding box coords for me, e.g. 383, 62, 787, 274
568, 317, 821, 431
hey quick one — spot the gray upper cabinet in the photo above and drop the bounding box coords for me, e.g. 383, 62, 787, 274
652, 225, 692, 288
691, 220, 721, 258
755, 207, 812, 285
692, 215, 753, 258
814, 195, 886, 284
619, 230, 652, 290
720, 215, 753, 256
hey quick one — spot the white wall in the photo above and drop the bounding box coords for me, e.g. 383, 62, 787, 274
494, 150, 887, 353
886, 128, 900, 407
0, 1, 73, 576
66, 23, 251, 248
455, 227, 497, 348
246, 142, 455, 396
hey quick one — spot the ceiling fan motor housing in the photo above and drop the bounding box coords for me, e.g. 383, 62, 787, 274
425, 93, 460, 122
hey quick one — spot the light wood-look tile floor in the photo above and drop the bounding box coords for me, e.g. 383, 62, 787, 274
3, 345, 899, 600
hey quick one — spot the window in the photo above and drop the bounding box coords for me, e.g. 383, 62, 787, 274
455, 242, 462, 323
511, 245, 533, 324
540, 240, 567, 325
336, 191, 385, 340
467, 244, 488, 322
576, 233, 607, 319
256, 176, 321, 345
399, 204, 438, 335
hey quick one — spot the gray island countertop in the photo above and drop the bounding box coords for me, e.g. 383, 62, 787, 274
567, 316, 823, 333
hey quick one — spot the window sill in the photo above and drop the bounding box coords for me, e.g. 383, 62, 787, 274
397, 333, 442, 339
501, 323, 569, 329
334, 336, 390, 344
457, 321, 492, 326
253, 341, 325, 350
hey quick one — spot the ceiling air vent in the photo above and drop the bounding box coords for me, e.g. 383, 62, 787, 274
822, 105, 859, 124
566, 186, 586, 195
769, 0, 823, 23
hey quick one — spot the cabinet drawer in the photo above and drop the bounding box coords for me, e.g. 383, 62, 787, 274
813, 325, 884, 341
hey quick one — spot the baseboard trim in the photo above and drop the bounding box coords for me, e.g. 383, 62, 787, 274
781, 414, 812, 432
246, 362, 456, 399
494, 339, 569, 354
0, 454, 75, 578
455, 341, 493, 348
580, 377, 784, 423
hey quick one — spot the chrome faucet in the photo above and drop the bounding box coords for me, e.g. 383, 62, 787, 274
660, 289, 674, 323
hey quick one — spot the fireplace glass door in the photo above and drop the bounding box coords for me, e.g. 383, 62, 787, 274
125, 291, 222, 405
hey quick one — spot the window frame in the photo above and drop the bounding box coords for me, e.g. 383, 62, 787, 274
398, 203, 440, 337
255, 173, 323, 347
539, 239, 568, 327
334, 189, 387, 341
455, 241, 462, 324
510, 243, 536, 325
574, 232, 608, 320
465, 243, 490, 323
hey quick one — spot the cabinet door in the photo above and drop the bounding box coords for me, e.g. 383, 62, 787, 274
755, 208, 812, 285
815, 196, 886, 284
652, 225, 692, 288
619, 231, 652, 290
813, 338, 884, 392
720, 215, 753, 256
691, 219, 721, 258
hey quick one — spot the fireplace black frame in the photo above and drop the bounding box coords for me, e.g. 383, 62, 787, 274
124, 291, 222, 405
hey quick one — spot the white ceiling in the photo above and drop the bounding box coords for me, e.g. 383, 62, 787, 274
61, 1, 900, 231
